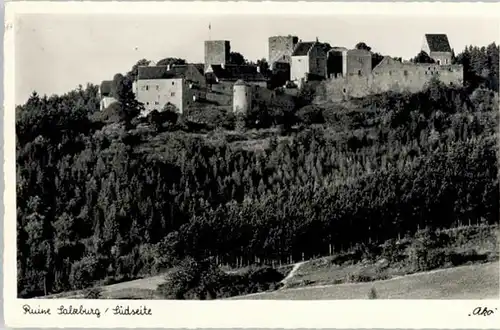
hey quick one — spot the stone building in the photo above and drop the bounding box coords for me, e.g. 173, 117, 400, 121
134, 64, 206, 115
290, 41, 330, 87
422, 34, 453, 65
99, 80, 118, 110
204, 40, 231, 71
268, 35, 299, 69
327, 48, 372, 78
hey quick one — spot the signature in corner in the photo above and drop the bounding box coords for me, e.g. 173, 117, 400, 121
469, 306, 497, 317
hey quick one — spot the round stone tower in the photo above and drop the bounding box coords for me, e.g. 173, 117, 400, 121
233, 79, 252, 115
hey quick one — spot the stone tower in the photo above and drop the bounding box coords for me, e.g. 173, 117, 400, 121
268, 35, 299, 69
233, 79, 252, 115
204, 40, 231, 71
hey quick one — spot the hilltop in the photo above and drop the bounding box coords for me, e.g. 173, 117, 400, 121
16, 53, 499, 299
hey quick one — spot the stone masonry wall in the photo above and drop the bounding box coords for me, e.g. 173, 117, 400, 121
308, 44, 327, 79
204, 41, 230, 69
323, 59, 464, 101
345, 49, 372, 76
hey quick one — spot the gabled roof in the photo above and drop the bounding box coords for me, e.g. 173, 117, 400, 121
100, 80, 113, 96
207, 64, 267, 82
137, 64, 203, 80
137, 66, 179, 80
425, 34, 452, 52
292, 42, 315, 56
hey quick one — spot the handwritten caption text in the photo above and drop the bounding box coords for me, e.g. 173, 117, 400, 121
22, 304, 152, 318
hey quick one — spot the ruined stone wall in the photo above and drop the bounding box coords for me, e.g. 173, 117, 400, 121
251, 86, 296, 111
323, 60, 464, 101
207, 80, 268, 106
345, 49, 372, 76
429, 51, 453, 65
207, 81, 234, 105
327, 50, 344, 77
251, 85, 274, 103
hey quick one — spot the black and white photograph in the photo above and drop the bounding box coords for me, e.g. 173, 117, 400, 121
3, 1, 500, 328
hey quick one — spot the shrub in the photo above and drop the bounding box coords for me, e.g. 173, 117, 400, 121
321, 104, 348, 125
330, 252, 359, 266
246, 266, 283, 283
446, 249, 489, 266
380, 239, 406, 264
407, 229, 451, 272
156, 257, 222, 300
346, 273, 373, 283
346, 268, 389, 283
296, 105, 324, 125
83, 287, 103, 299
368, 287, 378, 299
350, 242, 381, 262
156, 258, 285, 300
413, 228, 450, 250
295, 83, 318, 108
182, 105, 235, 131
147, 107, 179, 132
69, 256, 100, 290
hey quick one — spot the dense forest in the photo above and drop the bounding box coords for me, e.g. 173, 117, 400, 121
16, 44, 499, 297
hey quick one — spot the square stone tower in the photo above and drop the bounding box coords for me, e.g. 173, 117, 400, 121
204, 40, 231, 71
268, 35, 299, 69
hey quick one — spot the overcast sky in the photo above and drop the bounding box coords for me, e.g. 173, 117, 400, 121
15, 13, 500, 105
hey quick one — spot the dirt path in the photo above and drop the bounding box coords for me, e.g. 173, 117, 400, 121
280, 261, 306, 285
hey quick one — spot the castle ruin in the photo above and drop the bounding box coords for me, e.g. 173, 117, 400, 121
100, 33, 464, 116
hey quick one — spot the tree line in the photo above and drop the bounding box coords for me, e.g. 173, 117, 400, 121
15, 44, 499, 297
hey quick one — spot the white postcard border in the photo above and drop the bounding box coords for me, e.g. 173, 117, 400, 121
3, 1, 500, 329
